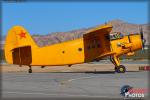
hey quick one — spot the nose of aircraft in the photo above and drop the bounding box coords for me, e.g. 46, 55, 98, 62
130, 34, 143, 51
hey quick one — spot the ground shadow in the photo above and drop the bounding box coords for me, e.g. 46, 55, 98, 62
42, 71, 116, 74
85, 71, 115, 74
42, 70, 141, 74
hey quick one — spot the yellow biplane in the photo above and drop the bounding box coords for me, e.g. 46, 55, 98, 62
4, 24, 145, 73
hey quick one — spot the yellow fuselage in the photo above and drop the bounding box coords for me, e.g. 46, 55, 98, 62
31, 38, 85, 66
31, 34, 142, 66
4, 25, 142, 66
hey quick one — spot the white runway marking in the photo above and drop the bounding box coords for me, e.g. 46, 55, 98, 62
60, 75, 102, 85
67, 75, 101, 82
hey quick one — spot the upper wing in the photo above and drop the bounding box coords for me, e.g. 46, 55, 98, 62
83, 24, 112, 39
83, 24, 113, 62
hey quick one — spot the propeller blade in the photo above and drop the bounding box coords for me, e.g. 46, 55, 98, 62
139, 25, 146, 49
140, 25, 144, 40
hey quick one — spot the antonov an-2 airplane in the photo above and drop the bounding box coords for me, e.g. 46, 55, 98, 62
4, 24, 145, 73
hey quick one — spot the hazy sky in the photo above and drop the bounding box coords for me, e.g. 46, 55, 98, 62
2, 1, 149, 36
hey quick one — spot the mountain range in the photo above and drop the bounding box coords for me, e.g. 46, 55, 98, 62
1, 19, 149, 49
32, 19, 150, 47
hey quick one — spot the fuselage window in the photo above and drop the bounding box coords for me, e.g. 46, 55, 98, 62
62, 51, 65, 53
78, 48, 82, 51
105, 34, 110, 40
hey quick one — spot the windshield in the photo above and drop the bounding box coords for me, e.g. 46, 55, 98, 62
110, 32, 124, 40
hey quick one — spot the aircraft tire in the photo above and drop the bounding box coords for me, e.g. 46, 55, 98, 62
28, 69, 32, 73
116, 65, 126, 73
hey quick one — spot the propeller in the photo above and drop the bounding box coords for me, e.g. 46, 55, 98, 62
139, 25, 146, 49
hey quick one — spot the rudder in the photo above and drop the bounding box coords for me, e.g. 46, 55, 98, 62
4, 26, 38, 64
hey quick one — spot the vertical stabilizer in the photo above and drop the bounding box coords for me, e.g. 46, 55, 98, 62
4, 26, 38, 64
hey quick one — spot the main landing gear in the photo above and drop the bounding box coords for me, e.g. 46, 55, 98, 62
28, 66, 32, 73
114, 65, 126, 73
110, 56, 126, 73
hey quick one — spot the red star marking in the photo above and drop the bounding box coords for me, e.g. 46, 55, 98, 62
18, 30, 26, 39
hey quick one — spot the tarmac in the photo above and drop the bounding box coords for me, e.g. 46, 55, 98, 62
1, 71, 149, 99
1, 61, 149, 99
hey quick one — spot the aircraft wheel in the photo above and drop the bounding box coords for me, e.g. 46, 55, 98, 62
28, 68, 32, 73
41, 66, 45, 68
115, 65, 126, 73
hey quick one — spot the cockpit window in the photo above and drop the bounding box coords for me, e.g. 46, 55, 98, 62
110, 32, 124, 40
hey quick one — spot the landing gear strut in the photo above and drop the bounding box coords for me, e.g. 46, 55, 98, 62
28, 66, 32, 73
110, 56, 126, 73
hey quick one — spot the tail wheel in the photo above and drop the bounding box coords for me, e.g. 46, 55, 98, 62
28, 69, 32, 73
28, 66, 32, 73
115, 65, 126, 73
